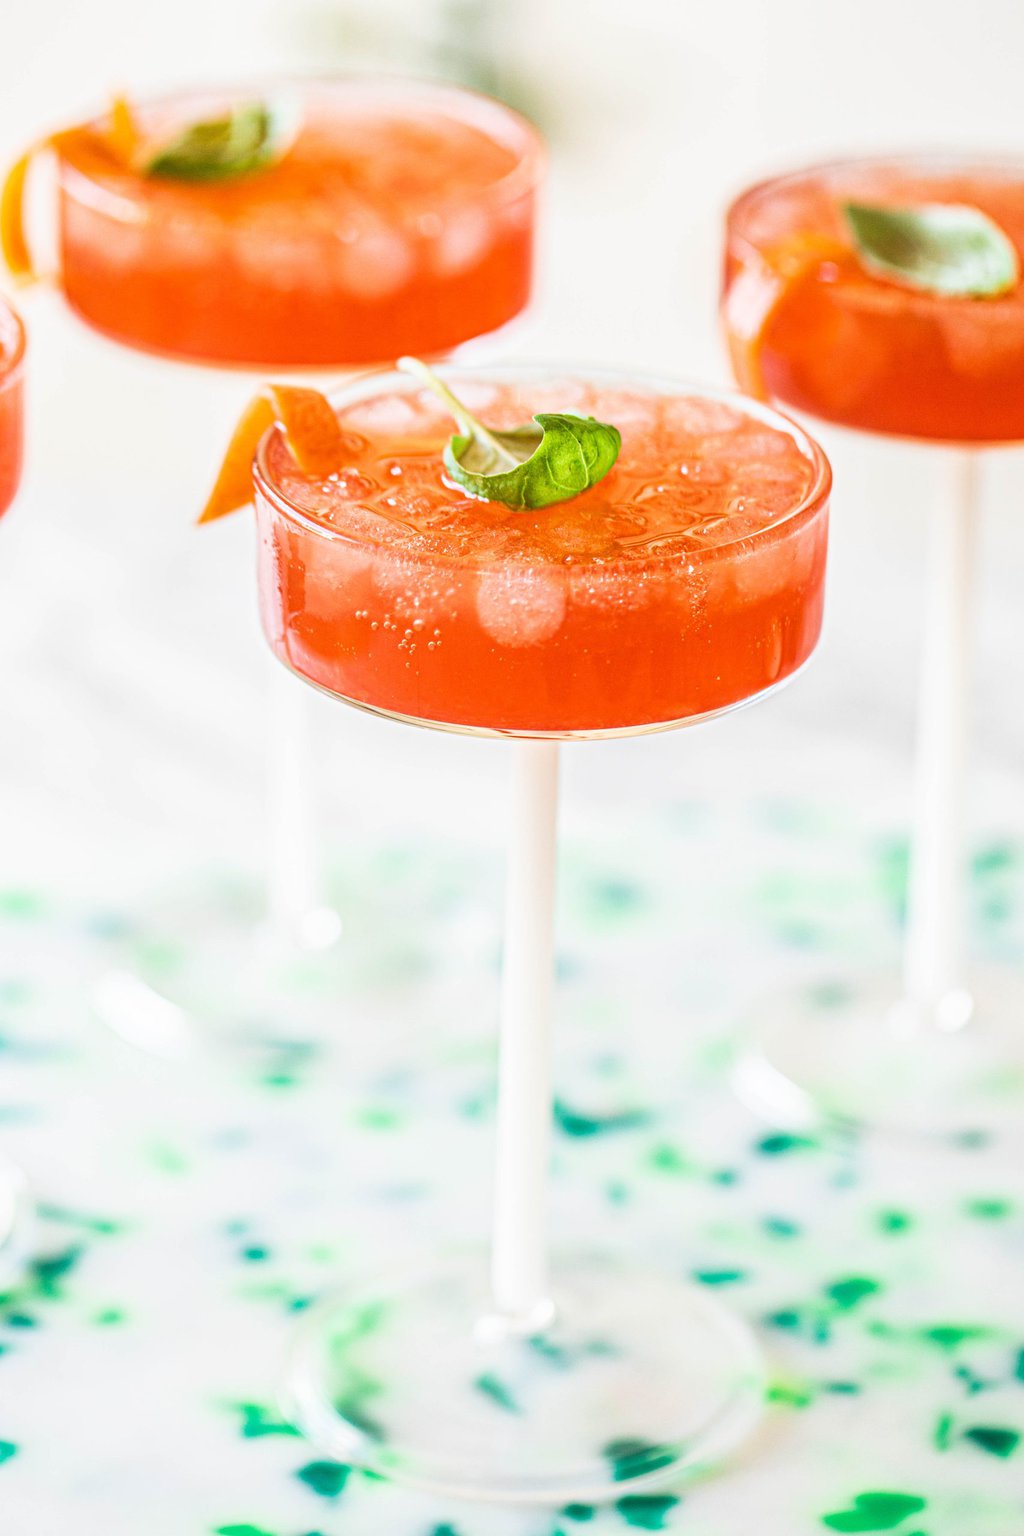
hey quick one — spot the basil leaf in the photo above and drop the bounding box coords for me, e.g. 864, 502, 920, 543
843, 200, 1019, 298
398, 357, 621, 510
144, 99, 298, 182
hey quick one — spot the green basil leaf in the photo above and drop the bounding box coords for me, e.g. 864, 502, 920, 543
144, 99, 298, 182
398, 357, 621, 510
843, 200, 1019, 297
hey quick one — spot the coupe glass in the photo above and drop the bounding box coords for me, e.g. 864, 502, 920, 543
0, 296, 35, 1281
246, 362, 830, 1501
723, 155, 1024, 1134
6, 77, 544, 1059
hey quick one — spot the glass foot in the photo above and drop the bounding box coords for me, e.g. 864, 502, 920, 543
93, 874, 344, 1065
284, 1250, 764, 1504
0, 1157, 32, 1288
735, 969, 1024, 1136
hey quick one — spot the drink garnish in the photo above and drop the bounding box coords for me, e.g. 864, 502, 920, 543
398, 356, 621, 509
723, 231, 847, 400
843, 201, 1018, 297
2, 92, 293, 282
144, 99, 299, 182
0, 151, 33, 281
107, 94, 141, 163
200, 384, 344, 523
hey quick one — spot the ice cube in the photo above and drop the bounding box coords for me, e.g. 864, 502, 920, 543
476, 564, 567, 646
432, 207, 494, 276
335, 226, 416, 300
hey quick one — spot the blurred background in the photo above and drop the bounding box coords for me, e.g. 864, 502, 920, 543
0, 0, 1022, 940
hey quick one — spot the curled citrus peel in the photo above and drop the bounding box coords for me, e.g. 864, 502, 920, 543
0, 149, 34, 281
107, 94, 142, 166
725, 231, 848, 400
199, 385, 345, 525
1, 96, 141, 284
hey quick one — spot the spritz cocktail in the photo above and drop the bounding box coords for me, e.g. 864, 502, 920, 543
238, 364, 832, 1500
0, 297, 25, 518
3, 79, 544, 1059
0, 295, 32, 1282
45, 79, 541, 367
723, 156, 1024, 1131
256, 372, 827, 733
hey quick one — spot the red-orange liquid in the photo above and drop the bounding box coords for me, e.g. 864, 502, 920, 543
723, 158, 1024, 442
54, 81, 542, 367
254, 373, 830, 735
0, 301, 24, 518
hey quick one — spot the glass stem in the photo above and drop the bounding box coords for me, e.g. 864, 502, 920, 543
266, 658, 321, 948
491, 738, 560, 1324
902, 448, 977, 1021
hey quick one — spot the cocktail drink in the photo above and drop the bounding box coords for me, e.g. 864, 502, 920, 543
3, 79, 543, 1058
256, 372, 827, 733
0, 297, 25, 518
0, 295, 32, 1282
723, 156, 1024, 1130
219, 362, 831, 1500
33, 79, 540, 366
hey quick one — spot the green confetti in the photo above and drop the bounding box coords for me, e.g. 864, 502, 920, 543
646, 1143, 691, 1176
562, 1506, 596, 1522
963, 1424, 1020, 1458
94, 1307, 126, 1326
826, 1277, 881, 1311
876, 1210, 913, 1235
146, 1141, 189, 1175
615, 1494, 680, 1530
763, 1215, 801, 1238
964, 1198, 1012, 1220
756, 1132, 817, 1156
474, 1372, 520, 1413
1014, 1347, 1024, 1383
933, 1412, 954, 1450
295, 1460, 350, 1498
235, 1402, 299, 1439
241, 1245, 270, 1263
30, 1246, 84, 1298
355, 1107, 401, 1131
693, 1268, 747, 1286
0, 1441, 16, 1465
767, 1377, 813, 1408
553, 1101, 649, 1138
213, 1526, 276, 1536
822, 1491, 927, 1531
921, 1325, 991, 1352
603, 1438, 674, 1482
36, 1204, 123, 1236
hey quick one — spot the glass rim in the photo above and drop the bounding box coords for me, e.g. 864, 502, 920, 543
0, 295, 26, 388
55, 71, 546, 216
726, 149, 1024, 255
251, 361, 833, 565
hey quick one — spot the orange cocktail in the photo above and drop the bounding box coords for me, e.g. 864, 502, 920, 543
253, 368, 830, 735
45, 79, 542, 367
723, 156, 1024, 442
0, 298, 24, 518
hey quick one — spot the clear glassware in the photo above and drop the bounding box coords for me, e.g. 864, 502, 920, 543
245, 362, 831, 1501
0, 296, 35, 1280
5, 77, 544, 1061
723, 155, 1024, 1134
